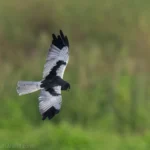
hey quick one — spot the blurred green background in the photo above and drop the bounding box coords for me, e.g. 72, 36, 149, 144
1, 0, 150, 149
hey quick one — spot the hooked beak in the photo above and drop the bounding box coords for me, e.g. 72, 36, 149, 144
68, 85, 70, 91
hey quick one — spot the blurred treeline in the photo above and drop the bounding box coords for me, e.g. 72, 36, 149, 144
1, 0, 150, 149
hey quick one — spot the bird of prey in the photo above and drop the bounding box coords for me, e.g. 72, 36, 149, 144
16, 30, 70, 120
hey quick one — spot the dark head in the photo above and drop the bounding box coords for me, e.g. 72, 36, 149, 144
42, 106, 60, 120
62, 82, 71, 91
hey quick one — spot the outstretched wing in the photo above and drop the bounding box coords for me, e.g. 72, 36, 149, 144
38, 88, 62, 120
42, 30, 69, 79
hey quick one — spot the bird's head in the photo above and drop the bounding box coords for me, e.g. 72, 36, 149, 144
63, 82, 71, 91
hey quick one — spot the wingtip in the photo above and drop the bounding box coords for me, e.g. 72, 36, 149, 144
51, 29, 69, 48
52, 34, 56, 39
42, 116, 46, 120
60, 29, 63, 34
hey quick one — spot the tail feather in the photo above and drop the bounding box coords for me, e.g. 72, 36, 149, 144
16, 81, 41, 96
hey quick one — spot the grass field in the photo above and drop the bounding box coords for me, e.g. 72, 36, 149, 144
1, 122, 150, 150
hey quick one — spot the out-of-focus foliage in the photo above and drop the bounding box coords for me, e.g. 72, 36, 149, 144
1, 0, 150, 149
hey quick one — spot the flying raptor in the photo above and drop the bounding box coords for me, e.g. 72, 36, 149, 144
17, 30, 70, 120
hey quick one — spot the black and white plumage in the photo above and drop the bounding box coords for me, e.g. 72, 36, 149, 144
17, 30, 70, 120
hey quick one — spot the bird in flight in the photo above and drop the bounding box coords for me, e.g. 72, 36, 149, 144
16, 30, 70, 120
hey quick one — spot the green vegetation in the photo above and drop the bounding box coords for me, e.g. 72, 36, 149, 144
1, 0, 150, 149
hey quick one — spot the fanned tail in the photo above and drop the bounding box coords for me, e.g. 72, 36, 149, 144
16, 81, 41, 96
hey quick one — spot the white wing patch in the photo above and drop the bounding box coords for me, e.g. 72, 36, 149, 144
56, 46, 69, 78
42, 45, 69, 79
38, 88, 62, 115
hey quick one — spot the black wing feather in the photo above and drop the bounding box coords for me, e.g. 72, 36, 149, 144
52, 30, 69, 49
